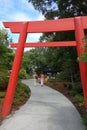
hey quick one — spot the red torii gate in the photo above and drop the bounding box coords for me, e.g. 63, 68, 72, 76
1, 16, 87, 117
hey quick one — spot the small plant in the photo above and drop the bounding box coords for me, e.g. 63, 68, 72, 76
74, 94, 85, 107
78, 36, 87, 62
77, 52, 87, 62
73, 82, 83, 93
0, 92, 6, 98
19, 68, 28, 79
83, 113, 87, 130
0, 70, 9, 90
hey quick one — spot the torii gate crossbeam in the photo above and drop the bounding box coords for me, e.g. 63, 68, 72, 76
1, 16, 87, 117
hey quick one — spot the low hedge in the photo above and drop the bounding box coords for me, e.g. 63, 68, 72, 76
0, 70, 9, 91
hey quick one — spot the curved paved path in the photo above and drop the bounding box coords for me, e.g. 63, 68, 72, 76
0, 79, 84, 130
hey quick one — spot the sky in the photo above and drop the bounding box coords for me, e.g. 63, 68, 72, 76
0, 0, 44, 50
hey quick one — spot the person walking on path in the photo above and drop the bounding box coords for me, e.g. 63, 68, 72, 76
33, 72, 38, 86
40, 73, 45, 87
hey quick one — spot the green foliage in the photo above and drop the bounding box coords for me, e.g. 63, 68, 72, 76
83, 113, 87, 130
0, 29, 10, 47
28, 0, 87, 82
19, 68, 28, 79
78, 35, 87, 62
0, 70, 9, 90
22, 46, 80, 82
0, 29, 31, 113
74, 94, 84, 103
28, 0, 87, 19
25, 0, 87, 89
0, 29, 14, 70
59, 56, 79, 82
82, 35, 87, 43
68, 82, 83, 96
74, 95, 84, 107
0, 81, 30, 107
28, 0, 56, 16
0, 92, 6, 98
0, 41, 14, 70
0, 29, 14, 90
73, 82, 83, 93
13, 81, 30, 104
78, 52, 87, 62
58, 0, 87, 18
22, 48, 47, 75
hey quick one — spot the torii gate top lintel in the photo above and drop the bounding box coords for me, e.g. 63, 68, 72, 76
3, 16, 87, 33
3, 16, 87, 48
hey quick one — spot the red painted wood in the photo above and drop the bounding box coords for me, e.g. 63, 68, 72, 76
3, 16, 87, 33
82, 16, 87, 29
74, 17, 87, 108
27, 18, 75, 33
1, 22, 28, 117
3, 22, 23, 33
3, 17, 75, 33
10, 41, 76, 48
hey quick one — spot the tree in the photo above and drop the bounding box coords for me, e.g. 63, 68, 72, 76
28, 0, 87, 19
27, 0, 87, 81
78, 36, 87, 62
0, 29, 14, 70
22, 48, 46, 75
0, 29, 10, 47
58, 0, 87, 18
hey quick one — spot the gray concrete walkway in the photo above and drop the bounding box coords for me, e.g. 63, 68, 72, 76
0, 79, 84, 130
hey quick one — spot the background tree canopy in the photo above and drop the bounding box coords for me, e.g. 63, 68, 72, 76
0, 29, 14, 90
28, 0, 87, 19
0, 29, 14, 70
26, 0, 87, 82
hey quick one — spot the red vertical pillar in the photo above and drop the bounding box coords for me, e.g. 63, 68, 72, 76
1, 22, 28, 117
74, 17, 87, 109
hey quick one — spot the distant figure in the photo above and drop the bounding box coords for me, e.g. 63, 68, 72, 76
40, 73, 45, 87
33, 72, 38, 86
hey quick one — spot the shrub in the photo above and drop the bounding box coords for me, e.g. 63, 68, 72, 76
83, 113, 87, 130
0, 92, 6, 98
19, 68, 28, 79
74, 95, 84, 103
0, 70, 9, 90
68, 82, 83, 96
72, 82, 83, 94
74, 94, 84, 107
13, 81, 30, 104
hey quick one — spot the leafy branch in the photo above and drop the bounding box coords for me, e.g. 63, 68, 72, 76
77, 36, 87, 62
